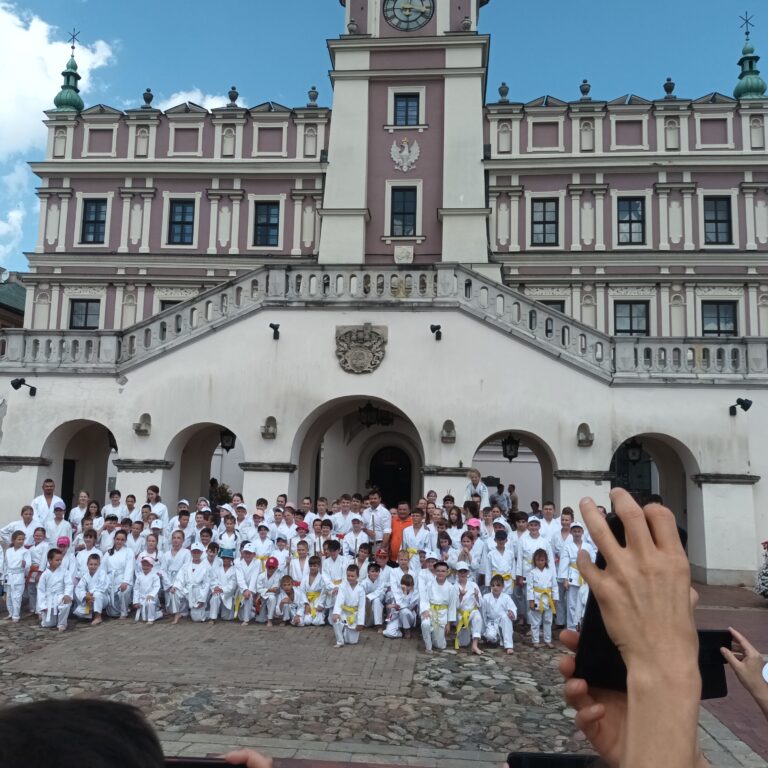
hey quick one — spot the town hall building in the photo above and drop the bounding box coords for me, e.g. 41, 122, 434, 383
0, 0, 767, 585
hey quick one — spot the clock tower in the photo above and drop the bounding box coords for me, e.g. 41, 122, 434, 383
318, 0, 493, 269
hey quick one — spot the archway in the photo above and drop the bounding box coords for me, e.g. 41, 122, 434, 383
472, 430, 557, 514
610, 433, 703, 568
369, 446, 412, 508
164, 423, 244, 504
291, 396, 424, 507
39, 420, 118, 508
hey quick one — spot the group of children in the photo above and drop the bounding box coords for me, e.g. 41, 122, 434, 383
1, 479, 597, 652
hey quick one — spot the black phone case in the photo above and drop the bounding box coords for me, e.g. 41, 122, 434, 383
508, 753, 601, 767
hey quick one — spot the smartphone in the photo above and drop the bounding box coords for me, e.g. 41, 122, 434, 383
165, 759, 227, 767
508, 753, 602, 767
573, 512, 731, 699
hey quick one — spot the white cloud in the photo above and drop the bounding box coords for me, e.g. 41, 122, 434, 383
1, 161, 30, 198
155, 88, 246, 112
0, 3, 114, 162
0, 203, 25, 265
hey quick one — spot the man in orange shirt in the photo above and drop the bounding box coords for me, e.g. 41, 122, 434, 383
388, 501, 413, 564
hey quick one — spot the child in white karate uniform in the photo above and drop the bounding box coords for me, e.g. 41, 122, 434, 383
332, 563, 367, 647
527, 548, 558, 647
277, 574, 309, 626
103, 530, 134, 618
290, 541, 311, 586
360, 562, 387, 628
133, 555, 162, 623
299, 555, 326, 626
253, 557, 281, 625
453, 562, 484, 654
481, 574, 517, 653
36, 548, 73, 631
171, 543, 210, 623
560, 521, 596, 631
383, 573, 419, 639
420, 561, 457, 652
322, 540, 348, 614
25, 527, 49, 615
235, 544, 259, 625
160, 531, 191, 612
208, 549, 238, 622
73, 553, 108, 624
3, 531, 28, 621
485, 530, 516, 596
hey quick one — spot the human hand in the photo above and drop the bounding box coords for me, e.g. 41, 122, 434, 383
721, 626, 768, 705
224, 748, 273, 768
332, 613, 340, 622
62, 595, 72, 604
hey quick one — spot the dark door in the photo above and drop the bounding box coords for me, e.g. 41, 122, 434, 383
61, 459, 76, 512
369, 447, 412, 509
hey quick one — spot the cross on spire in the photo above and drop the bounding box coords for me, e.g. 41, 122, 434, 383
740, 11, 754, 39
68, 27, 80, 53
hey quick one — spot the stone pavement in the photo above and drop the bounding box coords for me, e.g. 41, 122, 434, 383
0, 595, 764, 768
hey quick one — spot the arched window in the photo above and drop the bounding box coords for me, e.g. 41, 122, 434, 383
53, 129, 67, 158
665, 119, 680, 151
498, 122, 512, 153
135, 127, 149, 157
303, 125, 318, 157
579, 120, 594, 152
222, 126, 236, 157
750, 117, 765, 149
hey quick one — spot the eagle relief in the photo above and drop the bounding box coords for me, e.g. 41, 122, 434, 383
390, 137, 420, 172
336, 324, 388, 374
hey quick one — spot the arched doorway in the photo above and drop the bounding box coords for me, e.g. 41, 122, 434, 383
369, 447, 412, 508
39, 420, 118, 508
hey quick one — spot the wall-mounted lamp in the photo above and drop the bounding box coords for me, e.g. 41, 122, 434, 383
269, 323, 280, 340
430, 324, 442, 341
220, 428, 237, 453
729, 397, 753, 416
10, 378, 36, 397
625, 438, 643, 464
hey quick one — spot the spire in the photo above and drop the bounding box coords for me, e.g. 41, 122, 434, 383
734, 13, 767, 99
52, 28, 84, 112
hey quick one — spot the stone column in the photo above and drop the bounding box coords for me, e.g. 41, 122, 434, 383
208, 195, 220, 255
658, 190, 669, 250
291, 195, 303, 256
118, 191, 132, 253
570, 189, 583, 251
682, 190, 694, 250
744, 190, 757, 250
594, 190, 606, 251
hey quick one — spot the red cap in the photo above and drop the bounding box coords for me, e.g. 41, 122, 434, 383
296, 521, 309, 532
266, 556, 279, 568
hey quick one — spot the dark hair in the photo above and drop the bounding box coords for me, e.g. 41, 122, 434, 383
207, 543, 219, 554
321, 519, 333, 529
257, 497, 268, 507
463, 500, 479, 516
46, 548, 62, 562
87, 554, 101, 563
490, 574, 504, 587
109, 530, 127, 556
83, 530, 97, 540
543, 500, 555, 508
34, 526, 46, 535
401, 574, 414, 587
104, 514, 119, 523
200, 527, 213, 538
110, 490, 122, 498
126, 494, 136, 503
88, 500, 101, 516
146, 485, 161, 501
339, 493, 352, 502
533, 547, 549, 567
328, 540, 341, 552
308, 555, 322, 567
346, 564, 359, 575
368, 563, 381, 573
178, 510, 190, 519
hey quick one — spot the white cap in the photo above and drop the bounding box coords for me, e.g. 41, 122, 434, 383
235, 503, 248, 511
150, 519, 164, 529
177, 499, 190, 507
527, 515, 541, 524
218, 503, 235, 514
455, 562, 470, 571
425, 551, 439, 561
569, 521, 585, 530
190, 542, 205, 553
242, 542, 257, 554
350, 514, 363, 523
140, 554, 156, 565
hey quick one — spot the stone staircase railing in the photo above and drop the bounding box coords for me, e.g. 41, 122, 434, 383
1, 263, 767, 383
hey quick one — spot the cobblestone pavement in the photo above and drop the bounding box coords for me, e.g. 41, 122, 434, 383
0, 612, 763, 767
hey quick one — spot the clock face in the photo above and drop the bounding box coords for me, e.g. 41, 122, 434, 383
383, 0, 435, 32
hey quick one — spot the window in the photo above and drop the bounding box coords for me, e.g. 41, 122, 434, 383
254, 202, 280, 247
531, 199, 559, 246
702, 301, 737, 336
394, 94, 420, 127
168, 201, 195, 245
391, 187, 417, 236
69, 299, 100, 330
160, 300, 181, 312
617, 198, 645, 245
703, 197, 732, 244
614, 301, 649, 336
541, 300, 565, 312
81, 199, 107, 244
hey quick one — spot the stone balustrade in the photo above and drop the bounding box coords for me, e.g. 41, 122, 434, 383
1, 264, 766, 383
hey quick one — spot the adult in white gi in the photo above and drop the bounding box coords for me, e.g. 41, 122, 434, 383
462, 469, 490, 509
363, 490, 392, 551
420, 561, 458, 652
36, 550, 73, 631
481, 575, 517, 653
402, 510, 430, 572
552, 510, 574, 626
31, 479, 64, 526
453, 563, 484, 653
103, 530, 135, 618
332, 565, 367, 647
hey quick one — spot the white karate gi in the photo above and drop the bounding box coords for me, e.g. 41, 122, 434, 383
402, 525, 430, 571
331, 511, 353, 536
299, 572, 326, 626
560, 540, 596, 630
31, 494, 64, 526
343, 530, 370, 559
553, 531, 573, 625
0, 519, 37, 547
515, 535, 555, 581
45, 516, 73, 546
361, 574, 387, 626
103, 547, 135, 617
463, 481, 490, 509
289, 556, 310, 586
364, 503, 392, 546
208, 561, 238, 620
251, 537, 275, 574
481, 591, 516, 649
527, 565, 558, 643
133, 571, 162, 622
253, 570, 281, 622
538, 517, 559, 544
69, 505, 88, 533
332, 581, 367, 645
485, 546, 516, 595
455, 580, 484, 647
419, 580, 457, 651
125, 533, 144, 558
383, 588, 419, 639
289, 534, 314, 556
26, 541, 50, 613
159, 547, 191, 608
277, 586, 309, 625
3, 546, 28, 619
74, 569, 109, 618
75, 547, 101, 578
173, 560, 211, 621
37, 566, 73, 629
235, 557, 259, 622
322, 554, 349, 609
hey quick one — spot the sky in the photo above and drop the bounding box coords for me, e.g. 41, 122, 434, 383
0, 0, 758, 273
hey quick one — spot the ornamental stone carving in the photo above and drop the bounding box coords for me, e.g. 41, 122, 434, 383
608, 286, 657, 296
336, 323, 387, 374
526, 287, 570, 297
696, 286, 742, 296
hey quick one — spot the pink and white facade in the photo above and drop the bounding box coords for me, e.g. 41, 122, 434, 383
1, 0, 767, 584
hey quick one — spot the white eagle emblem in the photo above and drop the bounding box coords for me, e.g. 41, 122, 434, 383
391, 137, 420, 172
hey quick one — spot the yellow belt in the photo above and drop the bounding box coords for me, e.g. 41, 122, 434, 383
341, 604, 358, 626
570, 567, 583, 587
332, 579, 342, 586
492, 572, 512, 582
307, 590, 321, 618
430, 602, 449, 624
256, 555, 268, 561
234, 593, 242, 615
534, 587, 556, 613
406, 547, 418, 556
454, 608, 475, 650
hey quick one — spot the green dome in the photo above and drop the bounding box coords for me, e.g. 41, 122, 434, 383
735, 37, 767, 100
51, 52, 84, 112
